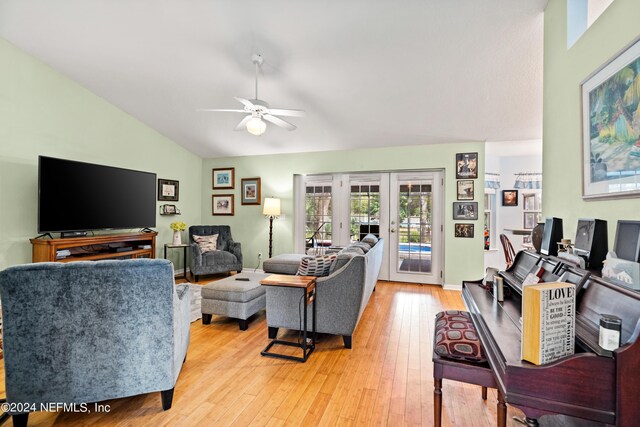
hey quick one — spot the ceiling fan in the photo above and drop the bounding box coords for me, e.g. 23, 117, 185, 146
198, 54, 305, 136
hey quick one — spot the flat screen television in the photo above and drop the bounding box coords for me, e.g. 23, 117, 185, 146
614, 220, 640, 263
38, 156, 157, 234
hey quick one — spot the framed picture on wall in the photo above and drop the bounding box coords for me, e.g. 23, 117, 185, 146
212, 168, 235, 189
581, 37, 640, 199
502, 190, 518, 206
455, 152, 478, 179
212, 194, 234, 215
158, 179, 179, 201
241, 177, 261, 205
457, 180, 474, 200
453, 202, 478, 220
455, 223, 474, 238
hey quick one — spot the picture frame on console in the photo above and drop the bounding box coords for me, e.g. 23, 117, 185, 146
212, 168, 235, 189
453, 202, 478, 220
212, 194, 234, 216
160, 204, 178, 215
158, 179, 179, 201
581, 37, 640, 199
241, 178, 261, 205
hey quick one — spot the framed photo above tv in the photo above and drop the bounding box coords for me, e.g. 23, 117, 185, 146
457, 180, 474, 200
453, 202, 478, 220
158, 179, 179, 201
455, 223, 474, 238
212, 194, 234, 216
502, 190, 518, 206
581, 36, 640, 199
212, 168, 235, 189
241, 177, 261, 205
455, 152, 478, 179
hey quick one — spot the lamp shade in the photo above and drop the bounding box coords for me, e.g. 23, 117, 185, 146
246, 117, 266, 136
263, 197, 281, 216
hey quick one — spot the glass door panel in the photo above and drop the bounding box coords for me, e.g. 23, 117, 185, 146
349, 182, 381, 243
304, 182, 332, 254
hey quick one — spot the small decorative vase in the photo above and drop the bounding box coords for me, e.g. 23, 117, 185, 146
531, 222, 544, 254
173, 231, 182, 246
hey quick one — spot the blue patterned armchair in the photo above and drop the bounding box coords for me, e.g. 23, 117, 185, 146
0, 259, 190, 426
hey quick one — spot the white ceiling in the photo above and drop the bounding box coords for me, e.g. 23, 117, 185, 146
0, 0, 547, 158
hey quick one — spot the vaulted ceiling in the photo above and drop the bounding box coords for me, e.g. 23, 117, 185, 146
0, 0, 547, 158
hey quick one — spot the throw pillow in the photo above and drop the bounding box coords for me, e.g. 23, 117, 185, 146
352, 242, 371, 253
361, 234, 379, 247
296, 254, 338, 277
341, 246, 365, 255
193, 234, 218, 254
434, 310, 486, 363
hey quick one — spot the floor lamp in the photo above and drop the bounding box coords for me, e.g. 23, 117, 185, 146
263, 197, 281, 259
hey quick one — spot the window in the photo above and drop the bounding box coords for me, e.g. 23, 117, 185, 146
484, 191, 497, 250
522, 192, 542, 245
568, 0, 615, 48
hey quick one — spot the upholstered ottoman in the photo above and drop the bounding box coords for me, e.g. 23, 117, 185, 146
262, 253, 305, 275
201, 272, 268, 330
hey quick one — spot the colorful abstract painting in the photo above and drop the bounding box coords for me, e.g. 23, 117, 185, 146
583, 39, 640, 198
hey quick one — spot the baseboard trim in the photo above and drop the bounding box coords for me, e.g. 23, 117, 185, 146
174, 267, 191, 278
442, 283, 462, 291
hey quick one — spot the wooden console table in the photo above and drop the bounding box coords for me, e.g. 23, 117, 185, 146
30, 232, 157, 263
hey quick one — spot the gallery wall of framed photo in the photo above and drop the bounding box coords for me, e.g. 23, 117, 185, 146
211, 168, 263, 216
454, 152, 479, 241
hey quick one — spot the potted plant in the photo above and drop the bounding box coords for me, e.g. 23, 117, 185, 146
170, 221, 187, 245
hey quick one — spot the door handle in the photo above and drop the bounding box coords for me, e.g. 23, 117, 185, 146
390, 228, 396, 233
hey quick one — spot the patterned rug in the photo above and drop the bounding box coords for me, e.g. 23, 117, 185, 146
188, 284, 202, 323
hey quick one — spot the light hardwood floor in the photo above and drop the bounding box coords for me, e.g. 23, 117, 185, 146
0, 281, 529, 426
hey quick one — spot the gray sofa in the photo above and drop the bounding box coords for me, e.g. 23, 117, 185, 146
0, 259, 190, 425
263, 237, 384, 348
189, 225, 243, 281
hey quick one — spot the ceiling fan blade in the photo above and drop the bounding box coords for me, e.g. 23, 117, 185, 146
263, 114, 296, 131
267, 108, 306, 117
234, 97, 255, 109
234, 115, 252, 131
197, 109, 246, 113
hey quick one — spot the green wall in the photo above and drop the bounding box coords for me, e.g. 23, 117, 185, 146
202, 143, 485, 286
543, 0, 640, 241
0, 38, 202, 270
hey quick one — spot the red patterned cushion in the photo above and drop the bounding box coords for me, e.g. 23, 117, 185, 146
434, 310, 485, 363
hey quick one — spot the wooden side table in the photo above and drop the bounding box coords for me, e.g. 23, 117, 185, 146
260, 274, 317, 362
164, 244, 189, 280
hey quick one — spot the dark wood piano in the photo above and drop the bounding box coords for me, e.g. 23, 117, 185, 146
463, 250, 640, 426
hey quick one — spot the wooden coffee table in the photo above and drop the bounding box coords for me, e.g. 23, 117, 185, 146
260, 274, 317, 362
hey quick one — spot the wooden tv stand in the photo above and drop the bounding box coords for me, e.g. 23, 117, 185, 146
30, 232, 157, 263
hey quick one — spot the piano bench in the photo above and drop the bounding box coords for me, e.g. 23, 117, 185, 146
433, 310, 506, 427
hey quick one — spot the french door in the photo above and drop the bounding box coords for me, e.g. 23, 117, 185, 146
388, 172, 443, 284
296, 170, 443, 285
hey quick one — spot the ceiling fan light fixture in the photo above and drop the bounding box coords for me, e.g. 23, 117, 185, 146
246, 116, 266, 136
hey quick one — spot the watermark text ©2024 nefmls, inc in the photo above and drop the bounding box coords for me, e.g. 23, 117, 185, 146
1, 402, 111, 413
